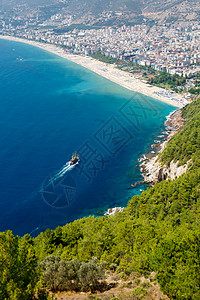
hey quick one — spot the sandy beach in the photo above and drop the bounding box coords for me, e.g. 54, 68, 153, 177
0, 35, 189, 108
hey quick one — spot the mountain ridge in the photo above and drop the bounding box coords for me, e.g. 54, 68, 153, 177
0, 0, 199, 25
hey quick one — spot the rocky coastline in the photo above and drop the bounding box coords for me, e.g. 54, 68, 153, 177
104, 207, 124, 216
105, 109, 187, 216
139, 109, 187, 185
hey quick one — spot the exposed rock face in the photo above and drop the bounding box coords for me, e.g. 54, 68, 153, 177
104, 207, 124, 216
140, 109, 189, 185
157, 160, 190, 182
143, 158, 190, 184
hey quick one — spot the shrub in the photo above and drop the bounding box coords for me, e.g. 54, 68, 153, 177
39, 255, 70, 291
122, 281, 133, 288
78, 257, 105, 291
117, 272, 129, 280
141, 280, 152, 289
40, 256, 105, 292
110, 263, 118, 271
134, 278, 141, 286
132, 287, 147, 298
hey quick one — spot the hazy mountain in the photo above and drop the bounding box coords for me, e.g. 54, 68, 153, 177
63, 0, 199, 25
0, 0, 199, 25
65, 0, 143, 14
0, 0, 58, 7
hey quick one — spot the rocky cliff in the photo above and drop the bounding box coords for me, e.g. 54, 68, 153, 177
142, 156, 191, 184
140, 109, 189, 184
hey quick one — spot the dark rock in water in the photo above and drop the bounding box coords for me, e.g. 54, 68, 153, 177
151, 144, 157, 149
127, 180, 145, 189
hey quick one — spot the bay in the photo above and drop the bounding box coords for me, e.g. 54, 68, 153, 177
0, 39, 174, 236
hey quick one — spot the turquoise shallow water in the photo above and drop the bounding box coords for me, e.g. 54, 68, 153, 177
0, 39, 175, 236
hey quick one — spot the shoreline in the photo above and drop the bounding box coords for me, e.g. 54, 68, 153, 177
104, 109, 185, 215
139, 109, 186, 184
0, 35, 189, 109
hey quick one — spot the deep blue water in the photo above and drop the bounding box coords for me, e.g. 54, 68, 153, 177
0, 39, 175, 236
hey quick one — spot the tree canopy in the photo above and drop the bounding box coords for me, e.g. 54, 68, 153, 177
1, 97, 200, 299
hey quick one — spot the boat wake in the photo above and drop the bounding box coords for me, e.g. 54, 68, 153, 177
52, 161, 78, 181
42, 160, 79, 190
23, 160, 79, 204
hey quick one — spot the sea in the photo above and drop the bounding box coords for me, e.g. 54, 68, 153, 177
0, 39, 175, 236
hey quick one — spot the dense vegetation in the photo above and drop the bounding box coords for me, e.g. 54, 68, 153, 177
188, 87, 200, 94
148, 72, 186, 90
1, 98, 200, 299
91, 52, 121, 64
40, 256, 105, 292
160, 97, 200, 166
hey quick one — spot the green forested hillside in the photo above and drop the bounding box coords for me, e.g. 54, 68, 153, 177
160, 98, 200, 166
0, 98, 200, 299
